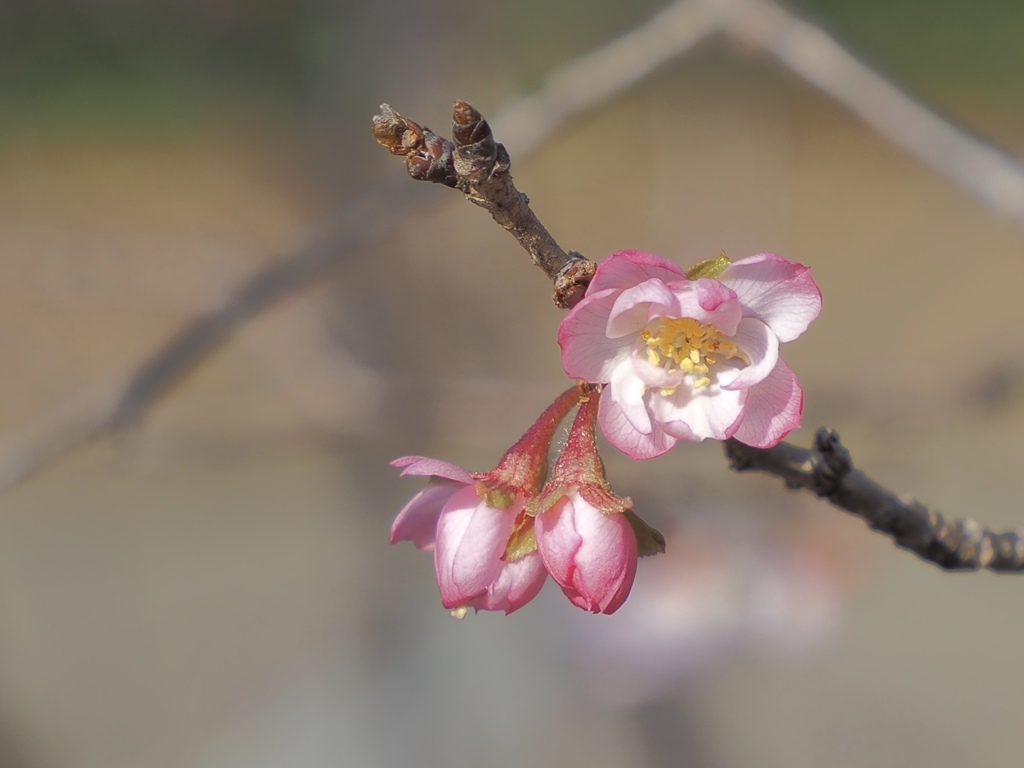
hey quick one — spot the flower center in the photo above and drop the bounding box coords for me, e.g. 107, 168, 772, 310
641, 317, 740, 390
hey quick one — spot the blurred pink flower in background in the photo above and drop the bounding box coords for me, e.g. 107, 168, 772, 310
554, 515, 864, 709
559, 250, 822, 459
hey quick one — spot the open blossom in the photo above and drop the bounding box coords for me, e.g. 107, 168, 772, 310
558, 250, 821, 459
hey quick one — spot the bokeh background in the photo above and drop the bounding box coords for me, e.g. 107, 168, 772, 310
2, 1, 1024, 766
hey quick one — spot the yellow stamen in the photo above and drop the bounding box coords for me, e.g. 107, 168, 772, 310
641, 317, 742, 390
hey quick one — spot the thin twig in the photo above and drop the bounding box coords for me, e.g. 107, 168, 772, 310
373, 101, 594, 308
725, 430, 1024, 572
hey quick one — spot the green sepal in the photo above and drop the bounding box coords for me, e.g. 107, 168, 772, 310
503, 514, 538, 562
525, 484, 568, 517
625, 510, 666, 557
685, 252, 731, 281
479, 482, 516, 510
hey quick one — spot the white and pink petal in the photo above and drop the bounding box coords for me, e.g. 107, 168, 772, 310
588, 250, 685, 294
721, 317, 779, 391
390, 482, 460, 550
391, 456, 473, 484
606, 278, 677, 338
598, 391, 679, 460
559, 289, 631, 383
719, 253, 822, 343
670, 279, 742, 335
731, 357, 804, 448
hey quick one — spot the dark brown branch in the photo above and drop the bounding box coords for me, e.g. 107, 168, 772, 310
373, 101, 595, 309
726, 429, 1024, 573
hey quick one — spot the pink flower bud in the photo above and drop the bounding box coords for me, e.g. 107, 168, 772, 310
529, 393, 652, 614
535, 490, 638, 614
389, 385, 586, 616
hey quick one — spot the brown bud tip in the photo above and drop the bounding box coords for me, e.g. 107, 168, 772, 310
372, 104, 422, 156
452, 99, 492, 147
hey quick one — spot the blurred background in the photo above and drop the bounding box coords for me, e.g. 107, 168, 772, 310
1, 1, 1024, 766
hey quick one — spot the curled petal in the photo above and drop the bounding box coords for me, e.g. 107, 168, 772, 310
588, 250, 684, 294
598, 391, 678, 460
721, 317, 779, 391
390, 456, 473, 485
390, 482, 462, 550
670, 279, 742, 335
607, 279, 677, 338
731, 357, 803, 448
719, 253, 822, 343
608, 359, 652, 435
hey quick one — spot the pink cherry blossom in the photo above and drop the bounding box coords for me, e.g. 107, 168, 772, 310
534, 489, 638, 614
558, 250, 821, 459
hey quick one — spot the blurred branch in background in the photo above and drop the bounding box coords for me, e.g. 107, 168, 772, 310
3, 0, 1024, 495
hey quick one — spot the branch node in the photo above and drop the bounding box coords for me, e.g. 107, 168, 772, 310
553, 253, 597, 309
372, 104, 457, 187
810, 427, 851, 491
373, 100, 590, 290
452, 99, 498, 182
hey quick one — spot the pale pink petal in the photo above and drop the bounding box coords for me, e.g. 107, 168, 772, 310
434, 487, 521, 608
629, 351, 684, 390
598, 390, 678, 460
588, 250, 684, 294
391, 456, 473, 484
731, 357, 803, 447
670, 280, 742, 335
606, 278, 676, 338
732, 357, 803, 448
390, 482, 461, 550
535, 494, 637, 614
608, 359, 652, 435
559, 288, 630, 383
467, 550, 548, 614
719, 253, 822, 343
721, 317, 779, 391
654, 384, 745, 442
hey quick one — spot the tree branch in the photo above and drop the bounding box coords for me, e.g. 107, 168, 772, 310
6, 0, 1024, 495
725, 430, 1024, 573
372, 101, 595, 308
373, 95, 1024, 574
